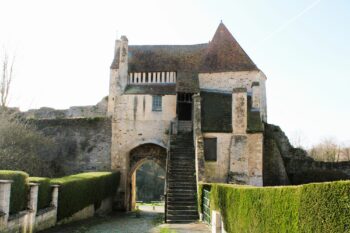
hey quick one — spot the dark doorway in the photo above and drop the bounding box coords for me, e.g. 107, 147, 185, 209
177, 93, 193, 121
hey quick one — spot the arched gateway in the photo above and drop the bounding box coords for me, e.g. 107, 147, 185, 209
127, 143, 167, 210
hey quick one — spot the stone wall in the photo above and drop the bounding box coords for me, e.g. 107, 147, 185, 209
264, 123, 350, 185
31, 117, 112, 176
23, 97, 108, 120
0, 182, 59, 233
202, 133, 232, 183
0, 181, 112, 233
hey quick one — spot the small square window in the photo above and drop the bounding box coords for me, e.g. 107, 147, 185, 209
204, 138, 217, 161
152, 95, 162, 111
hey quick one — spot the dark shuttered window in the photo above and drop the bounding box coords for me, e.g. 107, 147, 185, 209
204, 138, 217, 161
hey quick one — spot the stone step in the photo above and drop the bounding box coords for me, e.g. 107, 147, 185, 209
168, 172, 195, 175
171, 151, 194, 154
168, 181, 196, 185
169, 165, 194, 168
171, 152, 195, 155
167, 189, 196, 194
168, 179, 196, 184
168, 183, 196, 187
167, 198, 197, 203
167, 209, 198, 216
169, 161, 195, 165
168, 174, 195, 179
168, 166, 195, 170
168, 168, 194, 172
170, 158, 195, 161
168, 169, 196, 174
170, 157, 195, 161
169, 167, 194, 170
167, 219, 198, 223
168, 173, 195, 177
167, 191, 196, 196
167, 187, 197, 191
168, 197, 197, 202
167, 195, 196, 200
168, 186, 197, 190
167, 214, 198, 221
167, 205, 197, 210
171, 145, 194, 148
168, 176, 195, 180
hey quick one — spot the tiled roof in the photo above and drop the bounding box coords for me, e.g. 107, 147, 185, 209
111, 23, 258, 73
127, 44, 207, 72
200, 22, 257, 72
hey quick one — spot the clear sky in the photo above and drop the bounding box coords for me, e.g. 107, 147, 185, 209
0, 0, 349, 148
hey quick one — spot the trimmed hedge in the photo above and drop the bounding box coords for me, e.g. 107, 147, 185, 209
0, 170, 29, 214
299, 181, 350, 233
199, 181, 350, 233
51, 172, 120, 220
29, 177, 52, 210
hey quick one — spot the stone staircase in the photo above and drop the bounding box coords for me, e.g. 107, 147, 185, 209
166, 132, 198, 223
177, 121, 193, 132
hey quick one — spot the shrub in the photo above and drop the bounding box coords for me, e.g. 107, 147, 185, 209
50, 172, 120, 220
29, 177, 52, 210
0, 170, 29, 214
199, 181, 350, 233
0, 113, 56, 177
299, 181, 350, 233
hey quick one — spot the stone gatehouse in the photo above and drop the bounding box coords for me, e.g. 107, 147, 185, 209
20, 22, 350, 222
107, 22, 266, 217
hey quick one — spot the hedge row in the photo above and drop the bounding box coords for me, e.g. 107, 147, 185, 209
28, 177, 52, 210
51, 172, 120, 220
0, 170, 29, 214
199, 181, 350, 233
0, 170, 120, 220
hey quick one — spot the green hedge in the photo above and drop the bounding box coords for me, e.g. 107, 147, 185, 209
199, 181, 350, 233
29, 177, 52, 210
0, 170, 29, 214
299, 181, 350, 233
51, 172, 120, 220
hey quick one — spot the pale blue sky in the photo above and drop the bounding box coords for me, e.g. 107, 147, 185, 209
0, 0, 349, 147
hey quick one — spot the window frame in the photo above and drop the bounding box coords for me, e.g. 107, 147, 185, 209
152, 95, 162, 112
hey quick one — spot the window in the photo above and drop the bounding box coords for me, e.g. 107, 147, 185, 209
204, 138, 217, 161
152, 95, 162, 111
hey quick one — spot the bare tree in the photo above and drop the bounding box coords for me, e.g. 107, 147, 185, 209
308, 138, 343, 162
0, 112, 57, 176
343, 147, 350, 161
0, 50, 15, 108
340, 141, 350, 161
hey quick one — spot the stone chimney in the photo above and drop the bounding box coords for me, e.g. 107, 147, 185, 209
118, 35, 129, 91
108, 35, 128, 116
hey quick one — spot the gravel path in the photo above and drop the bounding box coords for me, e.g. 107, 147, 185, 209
39, 206, 210, 233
